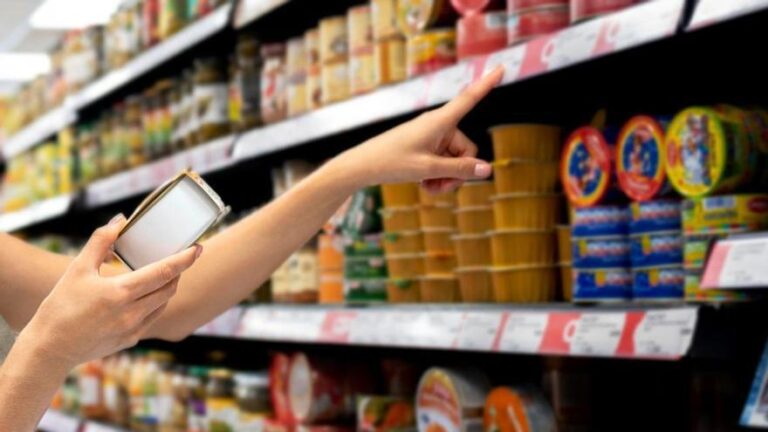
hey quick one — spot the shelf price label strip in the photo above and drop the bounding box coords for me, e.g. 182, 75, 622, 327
689, 0, 768, 30
701, 235, 768, 289
0, 194, 74, 233
38, 410, 81, 432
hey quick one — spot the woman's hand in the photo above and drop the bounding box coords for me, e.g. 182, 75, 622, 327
17, 214, 202, 368
337, 66, 504, 193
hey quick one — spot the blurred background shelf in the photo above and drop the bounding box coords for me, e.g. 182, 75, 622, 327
1, 106, 76, 160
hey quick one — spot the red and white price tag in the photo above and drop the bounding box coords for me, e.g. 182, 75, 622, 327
485, 46, 526, 85
496, 312, 548, 353
633, 308, 697, 358
454, 312, 504, 351
702, 236, 768, 289
569, 312, 626, 356
689, 0, 768, 29
38, 410, 81, 432
83, 421, 127, 432
237, 307, 325, 341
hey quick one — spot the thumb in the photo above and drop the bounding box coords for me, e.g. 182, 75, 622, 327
427, 157, 492, 180
77, 214, 126, 271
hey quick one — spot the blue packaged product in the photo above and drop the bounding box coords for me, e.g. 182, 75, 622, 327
572, 235, 630, 268
629, 230, 683, 267
571, 205, 630, 237
632, 265, 685, 300
573, 268, 633, 301
628, 199, 682, 234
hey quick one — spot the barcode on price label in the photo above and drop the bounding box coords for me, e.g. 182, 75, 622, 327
497, 312, 548, 353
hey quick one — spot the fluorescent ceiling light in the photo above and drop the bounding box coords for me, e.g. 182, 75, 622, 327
0, 53, 51, 81
30, 0, 122, 30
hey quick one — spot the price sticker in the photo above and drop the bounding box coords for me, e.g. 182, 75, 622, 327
38, 410, 81, 432
690, 0, 768, 29
570, 313, 626, 356
497, 312, 548, 353
634, 308, 697, 358
702, 237, 768, 289
455, 312, 504, 351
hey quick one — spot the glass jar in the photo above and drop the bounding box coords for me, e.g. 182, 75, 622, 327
153, 79, 174, 157
234, 372, 270, 432
181, 69, 197, 148
125, 95, 146, 168
260, 43, 287, 124
193, 57, 230, 143
143, 0, 160, 48
186, 366, 208, 432
142, 88, 158, 160
206, 368, 237, 432
77, 125, 100, 186
233, 34, 262, 130
169, 79, 184, 151
79, 359, 108, 420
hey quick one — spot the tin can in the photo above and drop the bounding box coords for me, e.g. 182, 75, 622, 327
456, 12, 507, 60
681, 194, 768, 235
571, 235, 630, 268
573, 267, 632, 302
570, 205, 630, 237
508, 6, 570, 45
484, 386, 557, 432
665, 106, 751, 198
372, 0, 402, 40
417, 368, 491, 432
629, 199, 681, 234
616, 115, 671, 202
320, 16, 348, 64
288, 353, 348, 423
561, 126, 618, 208
570, 0, 641, 23
349, 5, 374, 54
629, 230, 683, 267
632, 265, 684, 301
286, 38, 308, 117
406, 29, 457, 78
305, 28, 322, 110
321, 61, 350, 105
398, 0, 457, 36
374, 37, 407, 86
451, 0, 504, 16
508, 0, 569, 13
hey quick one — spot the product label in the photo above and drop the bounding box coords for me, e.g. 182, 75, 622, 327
417, 372, 462, 432
187, 398, 206, 432
194, 83, 229, 127
79, 376, 100, 406
207, 398, 238, 432
562, 127, 613, 207
239, 413, 267, 432
617, 116, 667, 201
104, 382, 118, 412
157, 395, 174, 424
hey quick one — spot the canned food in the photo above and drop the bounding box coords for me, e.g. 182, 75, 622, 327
571, 0, 642, 22
417, 368, 491, 432
288, 354, 347, 423
573, 267, 632, 302
451, 0, 503, 15
374, 37, 407, 86
372, 0, 402, 40
681, 194, 768, 234
665, 107, 752, 198
629, 231, 683, 267
319, 16, 348, 64
508, 0, 569, 13
629, 199, 681, 234
508, 6, 570, 45
456, 12, 507, 60
484, 386, 558, 432
561, 126, 616, 208
632, 265, 684, 301
321, 61, 350, 105
398, 0, 456, 36
616, 115, 670, 202
406, 29, 457, 78
571, 205, 630, 237
571, 235, 630, 268
305, 28, 322, 110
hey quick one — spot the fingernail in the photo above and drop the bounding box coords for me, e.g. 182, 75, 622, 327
194, 244, 203, 259
108, 213, 126, 226
474, 162, 492, 177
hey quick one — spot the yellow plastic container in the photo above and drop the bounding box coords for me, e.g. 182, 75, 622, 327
457, 181, 494, 207
424, 252, 457, 274
491, 193, 561, 229
490, 265, 557, 303
490, 230, 556, 266
380, 206, 421, 232
489, 124, 561, 161
387, 278, 421, 303
493, 160, 559, 194
420, 275, 460, 303
559, 262, 573, 302
419, 187, 457, 206
382, 231, 424, 255
419, 204, 457, 228
556, 225, 572, 263
455, 206, 494, 234
423, 228, 456, 253
452, 234, 491, 267
455, 267, 494, 302
386, 253, 425, 278
381, 183, 420, 207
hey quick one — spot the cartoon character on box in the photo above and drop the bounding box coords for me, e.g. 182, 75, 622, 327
626, 125, 655, 178
569, 136, 601, 198
681, 114, 711, 187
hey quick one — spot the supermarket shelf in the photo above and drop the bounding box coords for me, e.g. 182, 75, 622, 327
84, 134, 237, 208
233, 0, 685, 161
1, 106, 77, 160
233, 0, 291, 29
689, 0, 768, 29
38, 410, 128, 432
66, 3, 232, 111
0, 194, 74, 233
192, 304, 699, 361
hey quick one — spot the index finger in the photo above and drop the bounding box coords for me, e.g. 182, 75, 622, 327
116, 244, 202, 299
439, 66, 504, 123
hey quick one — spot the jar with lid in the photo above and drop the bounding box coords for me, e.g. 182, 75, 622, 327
77, 125, 101, 186
143, 0, 160, 48
113, 353, 133, 428
233, 33, 262, 130
142, 88, 158, 160
234, 372, 271, 432
79, 359, 108, 420
125, 95, 146, 168
260, 43, 287, 124
186, 366, 208, 432
193, 57, 230, 143
169, 79, 184, 151
206, 368, 238, 432
143, 351, 174, 430
159, 0, 186, 39
159, 365, 187, 432
153, 79, 174, 157
129, 353, 148, 431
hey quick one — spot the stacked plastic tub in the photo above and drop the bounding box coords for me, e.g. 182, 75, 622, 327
380, 183, 424, 302
453, 181, 495, 301
418, 188, 460, 302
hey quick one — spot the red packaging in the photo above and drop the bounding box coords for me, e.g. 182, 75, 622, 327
570, 0, 641, 22
508, 6, 570, 45
270, 353, 295, 425
450, 0, 504, 15
288, 353, 349, 423
508, 0, 569, 13
457, 12, 508, 59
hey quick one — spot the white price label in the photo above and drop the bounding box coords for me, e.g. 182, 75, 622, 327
237, 307, 324, 341
485, 45, 525, 84
544, 24, 602, 70
38, 410, 81, 432
497, 312, 548, 353
634, 308, 697, 358
570, 313, 625, 356
455, 312, 504, 350
704, 237, 768, 288
606, 0, 686, 50
406, 311, 464, 349
426, 64, 470, 106
690, 0, 768, 28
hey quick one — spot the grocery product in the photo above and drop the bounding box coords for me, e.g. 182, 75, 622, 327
346, 278, 389, 302
556, 225, 572, 262
562, 126, 616, 207
320, 16, 349, 64
571, 235, 630, 268
419, 204, 457, 228
456, 207, 494, 233
457, 181, 494, 207
269, 354, 293, 425
559, 262, 573, 301
159, 0, 186, 39
387, 278, 422, 302
234, 372, 270, 431
665, 107, 752, 198
406, 29, 457, 77
629, 199, 681, 233
493, 160, 560, 194
286, 37, 308, 117
398, 0, 457, 36
383, 231, 425, 254
420, 275, 461, 302
508, 0, 569, 12
386, 253, 425, 278
681, 194, 768, 234
319, 272, 345, 303
374, 37, 407, 86
349, 6, 376, 95
288, 354, 348, 423
318, 233, 344, 270
261, 44, 288, 124
572, 267, 632, 301
372, 0, 401, 40
616, 115, 669, 201
489, 124, 561, 161
632, 265, 685, 300
508, 6, 570, 45
78, 360, 108, 420
629, 231, 683, 267
456, 12, 507, 59
424, 228, 456, 253
416, 368, 491, 432
345, 255, 388, 278
451, 0, 503, 15
571, 0, 642, 22
570, 205, 630, 237
193, 57, 230, 142
453, 234, 492, 267
424, 252, 458, 274
491, 193, 561, 230
484, 386, 557, 432
490, 230, 556, 266
380, 207, 421, 231
357, 395, 416, 431
455, 267, 494, 302
491, 265, 557, 302
206, 369, 238, 432
305, 28, 323, 110
321, 60, 351, 104
419, 188, 457, 206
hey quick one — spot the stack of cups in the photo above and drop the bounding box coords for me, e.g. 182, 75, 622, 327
488, 124, 562, 303
304, 28, 322, 110
451, 0, 507, 60
372, 0, 407, 86
348, 6, 376, 95
418, 188, 460, 302
317, 233, 344, 303
507, 0, 570, 46
380, 183, 424, 302
286, 37, 308, 117
397, 0, 458, 77
453, 182, 495, 301
319, 15, 350, 105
